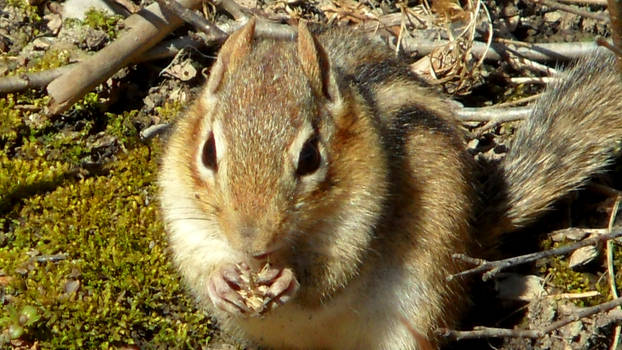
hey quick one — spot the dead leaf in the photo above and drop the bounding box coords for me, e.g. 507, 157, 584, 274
568, 245, 599, 269
163, 59, 197, 81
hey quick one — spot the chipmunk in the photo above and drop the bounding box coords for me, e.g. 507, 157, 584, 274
159, 18, 622, 349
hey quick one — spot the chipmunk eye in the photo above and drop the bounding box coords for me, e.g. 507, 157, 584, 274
296, 136, 321, 177
201, 132, 217, 171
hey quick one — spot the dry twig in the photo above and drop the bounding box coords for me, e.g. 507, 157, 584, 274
510, 76, 557, 85
0, 36, 204, 94
456, 106, 530, 122
212, 0, 248, 20
558, 0, 607, 4
0, 65, 73, 94
156, 0, 227, 40
533, 0, 610, 22
402, 38, 603, 62
448, 227, 622, 281
440, 296, 622, 340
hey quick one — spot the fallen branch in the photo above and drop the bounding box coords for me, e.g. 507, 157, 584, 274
403, 39, 604, 62
508, 56, 559, 75
533, 0, 610, 22
510, 76, 557, 85
558, 0, 607, 4
456, 106, 531, 122
156, 0, 227, 39
0, 36, 204, 94
212, 0, 249, 20
46, 0, 204, 116
210, 0, 296, 39
439, 296, 622, 340
448, 227, 622, 281
0, 65, 74, 94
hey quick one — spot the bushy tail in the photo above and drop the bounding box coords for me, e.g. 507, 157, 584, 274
481, 50, 622, 237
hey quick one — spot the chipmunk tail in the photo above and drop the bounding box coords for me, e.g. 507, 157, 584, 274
480, 50, 622, 238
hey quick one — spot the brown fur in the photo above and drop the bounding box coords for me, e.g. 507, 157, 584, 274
480, 51, 622, 239
159, 20, 622, 349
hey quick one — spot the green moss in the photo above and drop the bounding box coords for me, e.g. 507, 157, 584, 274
1, 143, 213, 349
83, 9, 122, 39
106, 110, 138, 143
6, 0, 41, 22
1, 49, 73, 83
154, 101, 184, 123
538, 238, 606, 307
58, 9, 123, 40
0, 94, 24, 149
0, 88, 215, 348
0, 152, 71, 212
29, 49, 73, 73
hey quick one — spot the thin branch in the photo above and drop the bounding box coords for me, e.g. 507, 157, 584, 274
448, 227, 622, 281
549, 291, 601, 299
440, 326, 540, 340
401, 38, 604, 62
0, 65, 73, 94
545, 297, 622, 334
557, 0, 607, 4
597, 37, 622, 57
0, 36, 204, 94
533, 0, 610, 22
508, 56, 558, 75
156, 0, 227, 40
510, 76, 557, 85
456, 106, 531, 122
212, 0, 249, 20
440, 296, 622, 341
211, 0, 295, 39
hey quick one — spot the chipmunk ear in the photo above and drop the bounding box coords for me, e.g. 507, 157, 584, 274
297, 20, 341, 103
205, 17, 257, 95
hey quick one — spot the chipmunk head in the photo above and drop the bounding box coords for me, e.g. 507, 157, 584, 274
179, 18, 388, 294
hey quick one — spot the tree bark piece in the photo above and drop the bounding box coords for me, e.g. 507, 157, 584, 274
46, 0, 203, 116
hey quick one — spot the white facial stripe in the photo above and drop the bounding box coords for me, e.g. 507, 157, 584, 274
212, 119, 227, 164
289, 121, 315, 168
195, 116, 227, 183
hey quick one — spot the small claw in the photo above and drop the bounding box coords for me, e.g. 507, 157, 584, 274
267, 268, 300, 302
207, 264, 251, 315
256, 266, 281, 284
221, 264, 244, 287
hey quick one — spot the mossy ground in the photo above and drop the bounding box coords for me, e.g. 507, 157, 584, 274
0, 92, 217, 349
0, 3, 215, 348
1, 0, 620, 349
0, 95, 216, 349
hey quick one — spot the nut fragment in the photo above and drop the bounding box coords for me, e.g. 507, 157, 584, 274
236, 263, 273, 315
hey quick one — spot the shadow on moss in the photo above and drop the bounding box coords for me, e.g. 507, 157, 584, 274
1, 143, 216, 349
